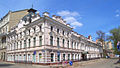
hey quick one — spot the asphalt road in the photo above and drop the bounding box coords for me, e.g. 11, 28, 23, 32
0, 62, 49, 68
74, 59, 120, 68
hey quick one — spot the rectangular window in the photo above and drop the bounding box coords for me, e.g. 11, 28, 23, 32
74, 42, 76, 49
17, 42, 18, 49
51, 26, 53, 31
62, 31, 64, 35
33, 27, 36, 33
14, 43, 15, 50
68, 40, 69, 48
24, 40, 26, 48
39, 53, 42, 62
33, 37, 36, 47
28, 39, 31, 47
63, 39, 64, 47
57, 29, 59, 34
50, 36, 53, 45
39, 36, 42, 46
72, 41, 73, 49
68, 54, 70, 60
29, 30, 30, 35
40, 26, 42, 31
20, 32, 22, 38
20, 41, 22, 49
63, 54, 65, 61
51, 53, 54, 62
57, 54, 60, 61
57, 37, 59, 48
72, 54, 74, 60
67, 32, 69, 36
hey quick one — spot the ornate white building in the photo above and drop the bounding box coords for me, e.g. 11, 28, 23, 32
6, 8, 103, 64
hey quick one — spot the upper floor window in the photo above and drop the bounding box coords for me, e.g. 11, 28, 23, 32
72, 41, 73, 48
20, 41, 22, 49
40, 25, 42, 31
57, 29, 59, 34
62, 31, 64, 35
24, 40, 26, 48
67, 32, 69, 36
57, 37, 59, 48
50, 36, 53, 45
67, 40, 69, 48
33, 37, 36, 47
28, 39, 31, 47
33, 27, 36, 33
39, 36, 42, 46
17, 42, 18, 49
29, 29, 30, 35
20, 32, 22, 37
74, 42, 76, 49
14, 43, 15, 50
51, 26, 53, 31
63, 39, 65, 47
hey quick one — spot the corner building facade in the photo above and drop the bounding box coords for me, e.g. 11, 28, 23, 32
6, 8, 103, 64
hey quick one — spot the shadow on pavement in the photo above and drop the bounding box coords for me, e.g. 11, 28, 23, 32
0, 64, 14, 67
115, 67, 120, 68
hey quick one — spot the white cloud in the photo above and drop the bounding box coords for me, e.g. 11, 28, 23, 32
57, 10, 80, 17
116, 9, 120, 13
116, 14, 120, 17
115, 9, 120, 17
57, 10, 83, 28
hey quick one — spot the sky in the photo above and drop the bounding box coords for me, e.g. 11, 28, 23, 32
0, 0, 120, 41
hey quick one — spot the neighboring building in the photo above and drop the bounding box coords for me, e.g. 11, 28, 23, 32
6, 8, 103, 64
0, 9, 28, 61
105, 41, 114, 58
106, 41, 113, 50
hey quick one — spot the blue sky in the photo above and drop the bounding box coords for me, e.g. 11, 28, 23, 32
0, 0, 120, 41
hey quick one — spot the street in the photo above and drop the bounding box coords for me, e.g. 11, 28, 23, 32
0, 59, 120, 68
73, 59, 120, 68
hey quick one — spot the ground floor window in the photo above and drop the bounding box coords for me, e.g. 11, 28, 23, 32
51, 53, 54, 62
33, 54, 36, 62
63, 54, 65, 61
72, 54, 74, 60
57, 54, 60, 61
28, 54, 30, 61
68, 54, 70, 60
39, 53, 42, 62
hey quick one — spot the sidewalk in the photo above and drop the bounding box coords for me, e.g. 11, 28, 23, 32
67, 58, 107, 68
0, 59, 106, 68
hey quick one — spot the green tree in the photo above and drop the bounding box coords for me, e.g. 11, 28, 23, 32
108, 27, 120, 54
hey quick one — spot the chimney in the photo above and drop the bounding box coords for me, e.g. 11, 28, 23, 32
88, 35, 92, 40
36, 11, 40, 17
